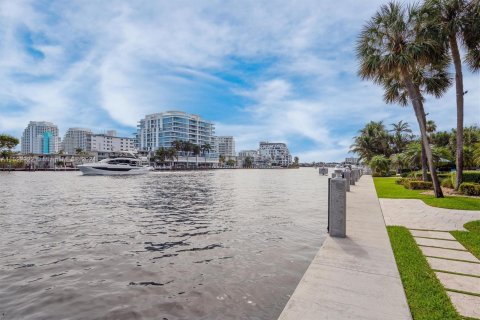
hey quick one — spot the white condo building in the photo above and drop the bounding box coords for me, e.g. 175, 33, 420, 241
136, 111, 216, 151
86, 132, 135, 153
259, 142, 292, 167
21, 121, 61, 154
62, 128, 92, 154
215, 136, 236, 157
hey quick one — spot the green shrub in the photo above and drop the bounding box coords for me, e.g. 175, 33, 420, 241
369, 155, 391, 177
408, 171, 422, 179
373, 173, 389, 177
458, 183, 480, 196
405, 180, 433, 190
0, 159, 25, 169
400, 172, 411, 178
451, 171, 480, 185
437, 173, 451, 180
396, 178, 406, 185
408, 171, 433, 181
441, 178, 454, 189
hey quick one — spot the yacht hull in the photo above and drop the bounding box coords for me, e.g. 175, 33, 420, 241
78, 165, 152, 176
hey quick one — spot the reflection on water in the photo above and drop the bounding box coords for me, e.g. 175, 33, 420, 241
0, 168, 327, 320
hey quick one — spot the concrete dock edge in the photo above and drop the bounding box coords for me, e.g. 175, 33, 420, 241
278, 175, 412, 320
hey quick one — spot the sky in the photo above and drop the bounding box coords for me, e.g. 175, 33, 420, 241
0, 0, 479, 162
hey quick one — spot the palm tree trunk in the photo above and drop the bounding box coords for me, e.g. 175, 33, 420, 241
416, 84, 428, 181
421, 144, 428, 181
420, 112, 428, 181
402, 72, 444, 198
450, 35, 464, 190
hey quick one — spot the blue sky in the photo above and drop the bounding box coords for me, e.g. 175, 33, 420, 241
0, 0, 479, 161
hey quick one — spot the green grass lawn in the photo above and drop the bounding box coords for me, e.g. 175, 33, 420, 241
388, 226, 463, 320
451, 220, 480, 260
373, 177, 480, 210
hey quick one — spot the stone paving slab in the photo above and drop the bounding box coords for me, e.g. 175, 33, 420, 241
419, 246, 479, 263
277, 264, 413, 320
447, 291, 480, 319
410, 230, 455, 240
415, 237, 466, 250
427, 257, 480, 277
435, 271, 480, 294
380, 199, 480, 231
279, 176, 411, 320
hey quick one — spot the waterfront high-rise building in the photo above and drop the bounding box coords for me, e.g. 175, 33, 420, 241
21, 121, 61, 154
136, 111, 216, 151
259, 142, 292, 167
215, 136, 236, 157
86, 133, 135, 153
62, 128, 92, 154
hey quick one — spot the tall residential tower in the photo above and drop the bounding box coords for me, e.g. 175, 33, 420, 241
215, 136, 236, 157
21, 121, 61, 154
62, 128, 92, 154
136, 111, 215, 152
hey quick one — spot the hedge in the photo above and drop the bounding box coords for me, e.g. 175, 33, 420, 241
405, 180, 433, 190
451, 171, 480, 185
458, 183, 480, 196
441, 178, 454, 189
437, 173, 451, 180
408, 171, 451, 181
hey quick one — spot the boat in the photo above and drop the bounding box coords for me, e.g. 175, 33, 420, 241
78, 157, 153, 176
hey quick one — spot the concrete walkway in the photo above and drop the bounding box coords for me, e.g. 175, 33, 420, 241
278, 176, 411, 320
380, 198, 480, 231
381, 199, 480, 319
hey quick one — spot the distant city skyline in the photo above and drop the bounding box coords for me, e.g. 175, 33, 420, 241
1, 1, 479, 161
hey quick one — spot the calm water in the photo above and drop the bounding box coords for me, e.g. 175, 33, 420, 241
0, 168, 328, 320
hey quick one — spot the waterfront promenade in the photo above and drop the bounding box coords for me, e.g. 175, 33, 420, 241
278, 175, 411, 320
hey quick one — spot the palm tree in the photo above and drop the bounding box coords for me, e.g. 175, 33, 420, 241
172, 140, 183, 152
167, 147, 178, 168
390, 152, 408, 174
473, 143, 480, 167
423, 0, 480, 189
357, 2, 451, 197
244, 156, 253, 168
418, 119, 438, 180
369, 155, 391, 176
201, 143, 212, 168
193, 144, 201, 168
350, 121, 391, 162
181, 141, 194, 169
154, 147, 167, 167
171, 140, 183, 168
389, 120, 412, 153
403, 142, 423, 170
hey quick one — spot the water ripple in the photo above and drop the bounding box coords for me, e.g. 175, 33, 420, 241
0, 168, 328, 320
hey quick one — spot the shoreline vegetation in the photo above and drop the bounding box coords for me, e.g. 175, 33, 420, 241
374, 177, 480, 210
354, 0, 480, 199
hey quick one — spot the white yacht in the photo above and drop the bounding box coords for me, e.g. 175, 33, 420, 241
78, 157, 153, 176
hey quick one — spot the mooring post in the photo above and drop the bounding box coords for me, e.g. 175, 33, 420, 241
343, 170, 351, 192
328, 175, 347, 238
